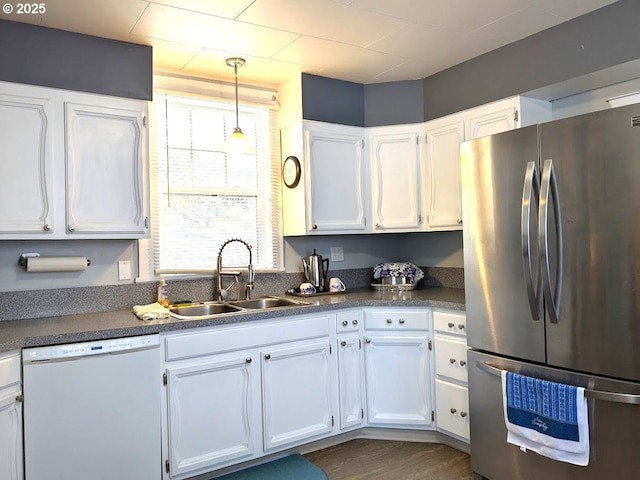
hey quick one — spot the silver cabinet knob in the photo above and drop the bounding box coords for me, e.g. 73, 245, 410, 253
245, 357, 252, 364
459, 360, 467, 367
457, 219, 463, 225
449, 358, 456, 364
342, 320, 348, 326
461, 411, 468, 418
352, 320, 358, 326
448, 322, 455, 328
68, 225, 76, 232
264, 353, 271, 360
312, 224, 318, 230
398, 319, 405, 324
386, 318, 393, 324
458, 324, 465, 330
450, 408, 457, 414
43, 223, 52, 231
375, 223, 382, 229
365, 338, 371, 344
340, 340, 347, 347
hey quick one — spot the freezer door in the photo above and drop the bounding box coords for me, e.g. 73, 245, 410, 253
468, 350, 640, 480
461, 126, 545, 362
540, 104, 640, 382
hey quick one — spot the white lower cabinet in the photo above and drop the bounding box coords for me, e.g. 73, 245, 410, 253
433, 310, 470, 442
165, 353, 261, 478
363, 308, 435, 429
336, 309, 365, 431
161, 313, 336, 479
0, 351, 22, 480
262, 341, 334, 451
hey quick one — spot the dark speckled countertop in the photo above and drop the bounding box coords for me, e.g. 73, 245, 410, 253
0, 287, 465, 354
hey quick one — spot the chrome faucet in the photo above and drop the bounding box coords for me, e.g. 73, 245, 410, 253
216, 238, 254, 301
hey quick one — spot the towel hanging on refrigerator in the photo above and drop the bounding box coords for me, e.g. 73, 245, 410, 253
501, 371, 590, 466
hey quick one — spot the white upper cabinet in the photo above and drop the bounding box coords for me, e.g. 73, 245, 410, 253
423, 96, 551, 231
369, 125, 422, 232
423, 116, 465, 230
281, 121, 368, 235
0, 90, 54, 236
65, 102, 147, 235
0, 81, 149, 239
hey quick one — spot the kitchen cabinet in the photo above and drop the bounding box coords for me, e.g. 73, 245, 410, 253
433, 310, 469, 442
0, 80, 149, 239
369, 125, 422, 232
281, 121, 368, 235
335, 310, 364, 431
423, 96, 551, 231
165, 354, 261, 478
363, 308, 435, 429
0, 351, 23, 480
160, 313, 335, 479
262, 340, 334, 451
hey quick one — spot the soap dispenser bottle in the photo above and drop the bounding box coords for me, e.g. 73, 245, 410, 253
157, 275, 170, 307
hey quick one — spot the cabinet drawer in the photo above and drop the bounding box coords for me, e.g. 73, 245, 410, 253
364, 309, 430, 331
434, 337, 468, 383
164, 315, 331, 361
433, 310, 466, 337
0, 351, 20, 392
336, 310, 362, 333
435, 379, 470, 441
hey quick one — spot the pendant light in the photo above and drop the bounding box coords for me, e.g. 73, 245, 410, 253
225, 57, 249, 155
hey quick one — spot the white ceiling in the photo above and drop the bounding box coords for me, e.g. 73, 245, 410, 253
5, 0, 618, 88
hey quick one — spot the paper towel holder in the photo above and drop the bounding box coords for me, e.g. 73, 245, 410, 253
19, 252, 92, 269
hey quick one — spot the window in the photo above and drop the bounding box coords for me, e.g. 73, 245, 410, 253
142, 87, 282, 277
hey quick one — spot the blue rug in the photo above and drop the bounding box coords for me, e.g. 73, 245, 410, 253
214, 454, 327, 480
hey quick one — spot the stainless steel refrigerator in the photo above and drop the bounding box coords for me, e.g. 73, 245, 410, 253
461, 104, 640, 480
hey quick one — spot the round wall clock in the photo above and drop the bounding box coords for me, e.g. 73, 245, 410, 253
282, 155, 301, 188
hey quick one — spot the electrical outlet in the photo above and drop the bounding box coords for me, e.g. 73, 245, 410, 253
331, 247, 344, 262
118, 260, 132, 280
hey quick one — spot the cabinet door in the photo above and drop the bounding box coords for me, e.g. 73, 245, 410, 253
166, 354, 260, 478
65, 102, 148, 236
371, 132, 421, 231
262, 341, 334, 451
305, 127, 367, 233
0, 392, 23, 480
466, 105, 517, 140
364, 335, 434, 429
0, 93, 54, 236
423, 118, 464, 229
337, 335, 364, 431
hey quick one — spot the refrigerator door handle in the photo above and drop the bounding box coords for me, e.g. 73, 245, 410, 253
521, 161, 541, 321
539, 159, 563, 324
476, 361, 640, 405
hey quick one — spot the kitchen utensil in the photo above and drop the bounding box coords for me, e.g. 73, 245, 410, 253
302, 249, 329, 291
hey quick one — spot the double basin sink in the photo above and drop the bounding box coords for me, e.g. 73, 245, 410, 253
169, 296, 310, 320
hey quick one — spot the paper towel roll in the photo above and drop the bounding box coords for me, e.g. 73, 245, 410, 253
26, 256, 89, 273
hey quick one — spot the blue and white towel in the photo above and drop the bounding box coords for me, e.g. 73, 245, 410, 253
502, 371, 589, 466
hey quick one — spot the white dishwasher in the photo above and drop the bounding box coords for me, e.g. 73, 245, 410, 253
22, 334, 161, 480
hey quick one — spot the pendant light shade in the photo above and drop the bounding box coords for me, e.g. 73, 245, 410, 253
225, 57, 250, 155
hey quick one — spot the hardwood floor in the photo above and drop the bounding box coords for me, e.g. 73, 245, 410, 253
305, 439, 473, 480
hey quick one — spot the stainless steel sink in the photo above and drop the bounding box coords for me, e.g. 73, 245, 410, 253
169, 302, 243, 319
227, 296, 309, 310
169, 297, 310, 320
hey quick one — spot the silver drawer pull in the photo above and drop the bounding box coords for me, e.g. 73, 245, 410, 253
264, 353, 271, 360
450, 408, 457, 414
449, 358, 457, 364
399, 319, 405, 324
342, 320, 348, 326
458, 324, 465, 330
366, 338, 372, 343
459, 360, 467, 367
460, 411, 467, 418
340, 340, 347, 347
352, 320, 358, 326
245, 357, 252, 364
386, 318, 393, 324
448, 322, 455, 328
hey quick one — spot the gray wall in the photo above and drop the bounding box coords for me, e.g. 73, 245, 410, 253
422, 0, 640, 120
364, 80, 424, 126
302, 73, 364, 126
0, 19, 152, 100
